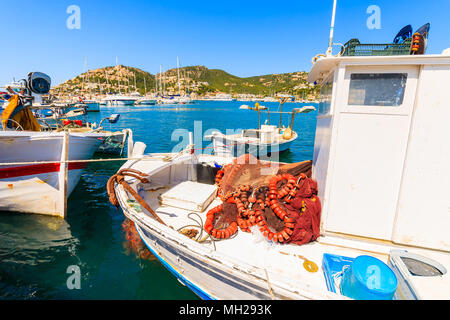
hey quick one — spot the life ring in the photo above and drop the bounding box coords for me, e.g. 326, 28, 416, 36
204, 204, 238, 239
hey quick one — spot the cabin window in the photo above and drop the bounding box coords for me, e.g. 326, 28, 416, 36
348, 73, 407, 106
318, 73, 333, 115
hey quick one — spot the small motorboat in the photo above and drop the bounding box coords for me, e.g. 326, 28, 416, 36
34, 103, 132, 156
205, 100, 316, 158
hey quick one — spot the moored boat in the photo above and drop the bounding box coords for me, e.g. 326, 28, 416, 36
101, 94, 137, 106
108, 29, 450, 300
0, 72, 130, 217
205, 101, 315, 158
0, 131, 102, 217
134, 97, 157, 106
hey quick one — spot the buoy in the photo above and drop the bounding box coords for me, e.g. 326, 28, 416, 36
282, 127, 293, 140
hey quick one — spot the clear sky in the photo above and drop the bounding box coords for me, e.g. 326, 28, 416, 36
1, 0, 449, 86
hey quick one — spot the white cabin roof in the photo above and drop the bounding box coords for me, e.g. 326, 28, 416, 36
307, 53, 450, 84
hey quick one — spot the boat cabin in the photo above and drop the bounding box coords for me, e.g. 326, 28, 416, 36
307, 52, 450, 253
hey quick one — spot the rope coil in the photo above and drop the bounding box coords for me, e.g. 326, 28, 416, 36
107, 168, 166, 226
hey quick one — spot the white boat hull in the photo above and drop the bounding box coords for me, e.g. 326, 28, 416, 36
113, 153, 450, 301
106, 100, 136, 106
113, 153, 339, 300
0, 132, 102, 217
210, 132, 297, 158
134, 222, 301, 300
135, 100, 157, 106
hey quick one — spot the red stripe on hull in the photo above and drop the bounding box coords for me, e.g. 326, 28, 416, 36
0, 162, 88, 179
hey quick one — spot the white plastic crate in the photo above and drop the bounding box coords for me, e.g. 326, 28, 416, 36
159, 181, 218, 212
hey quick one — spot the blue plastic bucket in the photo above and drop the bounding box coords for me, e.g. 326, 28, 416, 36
340, 255, 398, 300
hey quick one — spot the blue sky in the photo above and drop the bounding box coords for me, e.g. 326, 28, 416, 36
1, 0, 449, 86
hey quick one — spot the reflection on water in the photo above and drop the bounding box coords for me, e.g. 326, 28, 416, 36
0, 100, 317, 299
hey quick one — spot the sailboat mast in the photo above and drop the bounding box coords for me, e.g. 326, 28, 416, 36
186, 70, 190, 95
118, 66, 121, 94
105, 70, 110, 93
83, 57, 88, 96
126, 68, 130, 93
163, 67, 166, 96
177, 56, 181, 96
144, 77, 147, 95
159, 65, 162, 96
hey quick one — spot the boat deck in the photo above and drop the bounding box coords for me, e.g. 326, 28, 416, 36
119, 154, 450, 300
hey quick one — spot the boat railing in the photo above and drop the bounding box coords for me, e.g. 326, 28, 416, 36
341, 38, 413, 56
1, 119, 25, 131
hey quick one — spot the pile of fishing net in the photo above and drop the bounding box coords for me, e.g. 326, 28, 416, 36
122, 219, 156, 260
204, 154, 321, 245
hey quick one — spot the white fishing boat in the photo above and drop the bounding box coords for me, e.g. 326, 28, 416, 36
205, 102, 315, 158
108, 23, 450, 300
0, 72, 132, 218
0, 130, 102, 217
34, 102, 132, 156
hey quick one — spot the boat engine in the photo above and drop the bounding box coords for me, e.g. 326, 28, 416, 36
26, 72, 51, 95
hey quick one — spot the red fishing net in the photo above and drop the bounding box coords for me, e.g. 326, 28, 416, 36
205, 154, 321, 245
122, 219, 157, 260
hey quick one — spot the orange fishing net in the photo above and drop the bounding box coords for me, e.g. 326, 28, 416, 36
122, 219, 157, 260
205, 154, 320, 245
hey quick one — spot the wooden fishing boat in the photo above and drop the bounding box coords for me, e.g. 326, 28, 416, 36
0, 72, 132, 217
205, 101, 315, 158
0, 131, 102, 217
108, 44, 450, 300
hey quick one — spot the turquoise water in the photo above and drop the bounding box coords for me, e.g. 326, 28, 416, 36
0, 100, 317, 299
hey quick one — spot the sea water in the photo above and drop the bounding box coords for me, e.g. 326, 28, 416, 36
0, 100, 318, 299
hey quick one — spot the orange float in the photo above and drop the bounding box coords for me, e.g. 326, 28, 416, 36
204, 204, 238, 240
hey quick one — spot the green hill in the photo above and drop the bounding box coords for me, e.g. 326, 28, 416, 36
53, 65, 319, 100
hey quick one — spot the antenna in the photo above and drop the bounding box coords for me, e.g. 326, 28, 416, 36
326, 0, 338, 56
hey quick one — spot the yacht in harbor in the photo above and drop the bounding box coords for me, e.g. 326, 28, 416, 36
135, 96, 157, 106
101, 94, 137, 106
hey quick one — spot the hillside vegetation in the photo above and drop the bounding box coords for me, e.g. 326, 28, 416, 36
53, 65, 319, 100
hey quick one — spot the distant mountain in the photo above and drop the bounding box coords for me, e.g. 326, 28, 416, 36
52, 65, 319, 100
